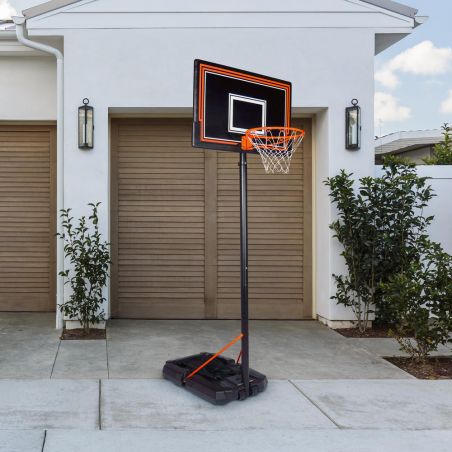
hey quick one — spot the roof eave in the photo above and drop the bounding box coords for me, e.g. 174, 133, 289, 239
23, 0, 81, 19
24, 0, 420, 20
361, 0, 418, 18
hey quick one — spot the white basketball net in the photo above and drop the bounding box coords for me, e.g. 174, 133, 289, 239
245, 127, 305, 174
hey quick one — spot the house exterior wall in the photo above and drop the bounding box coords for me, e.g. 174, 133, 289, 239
0, 56, 56, 121
59, 26, 376, 322
0, 0, 418, 324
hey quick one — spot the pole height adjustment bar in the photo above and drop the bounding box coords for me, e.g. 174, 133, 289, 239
239, 151, 250, 398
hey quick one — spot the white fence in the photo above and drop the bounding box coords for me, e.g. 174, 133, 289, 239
375, 166, 452, 254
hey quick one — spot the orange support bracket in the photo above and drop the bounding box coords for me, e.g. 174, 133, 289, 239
184, 333, 244, 381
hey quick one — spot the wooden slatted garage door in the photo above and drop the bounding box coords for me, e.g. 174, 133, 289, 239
216, 119, 311, 319
111, 119, 206, 318
0, 125, 56, 312
111, 118, 311, 319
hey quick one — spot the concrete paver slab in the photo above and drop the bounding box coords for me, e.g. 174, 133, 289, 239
107, 320, 410, 379
292, 379, 452, 430
0, 313, 55, 330
0, 314, 59, 379
52, 340, 108, 379
101, 379, 336, 430
0, 430, 44, 452
0, 380, 99, 429
106, 320, 244, 379
44, 429, 452, 452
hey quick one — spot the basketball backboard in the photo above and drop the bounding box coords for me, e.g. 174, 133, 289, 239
193, 60, 292, 152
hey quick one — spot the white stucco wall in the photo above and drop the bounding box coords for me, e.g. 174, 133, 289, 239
374, 166, 452, 254
52, 26, 375, 320
0, 0, 417, 322
411, 167, 452, 254
0, 56, 56, 120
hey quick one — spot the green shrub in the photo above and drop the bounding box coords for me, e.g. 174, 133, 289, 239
325, 158, 434, 331
382, 239, 452, 361
58, 202, 111, 333
424, 123, 452, 165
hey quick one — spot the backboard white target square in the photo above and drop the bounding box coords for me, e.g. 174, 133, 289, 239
228, 94, 267, 135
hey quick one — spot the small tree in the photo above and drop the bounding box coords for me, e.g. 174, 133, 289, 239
373, 157, 434, 323
325, 170, 377, 332
58, 203, 111, 334
325, 158, 434, 332
383, 240, 452, 362
424, 123, 452, 165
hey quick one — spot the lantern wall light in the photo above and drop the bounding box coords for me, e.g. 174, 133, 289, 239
78, 98, 94, 149
345, 98, 361, 150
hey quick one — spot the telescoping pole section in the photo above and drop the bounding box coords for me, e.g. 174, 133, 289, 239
239, 151, 250, 398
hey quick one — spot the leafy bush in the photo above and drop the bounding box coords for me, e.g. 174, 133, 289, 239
58, 203, 111, 334
325, 158, 434, 331
423, 123, 452, 165
382, 239, 452, 361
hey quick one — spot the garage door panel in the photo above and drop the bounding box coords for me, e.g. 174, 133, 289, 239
216, 119, 306, 320
0, 126, 56, 312
112, 119, 206, 318
112, 118, 311, 319
0, 296, 53, 312
115, 304, 205, 320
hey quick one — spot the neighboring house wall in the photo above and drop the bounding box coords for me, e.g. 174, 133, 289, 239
396, 146, 434, 164
375, 130, 443, 165
375, 145, 434, 164
398, 146, 434, 164
0, 56, 56, 121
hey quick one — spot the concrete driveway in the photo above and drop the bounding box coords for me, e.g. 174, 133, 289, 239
1, 313, 451, 451
0, 313, 415, 379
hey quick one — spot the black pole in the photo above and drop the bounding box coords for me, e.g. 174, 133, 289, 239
239, 151, 250, 398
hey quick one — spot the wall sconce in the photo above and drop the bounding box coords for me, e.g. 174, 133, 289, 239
346, 99, 361, 150
78, 98, 94, 149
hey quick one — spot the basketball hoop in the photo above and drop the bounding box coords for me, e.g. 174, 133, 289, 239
242, 127, 305, 174
166, 61, 303, 404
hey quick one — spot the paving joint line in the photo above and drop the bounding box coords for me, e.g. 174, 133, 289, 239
41, 430, 47, 452
50, 339, 61, 379
98, 379, 102, 430
350, 344, 416, 379
106, 327, 110, 379
288, 380, 343, 429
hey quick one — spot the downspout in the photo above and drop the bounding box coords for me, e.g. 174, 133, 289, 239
13, 16, 64, 329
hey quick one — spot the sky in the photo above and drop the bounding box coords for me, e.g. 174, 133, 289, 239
375, 0, 452, 136
1, 0, 451, 137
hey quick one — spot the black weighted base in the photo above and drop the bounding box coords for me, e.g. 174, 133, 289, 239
163, 353, 267, 405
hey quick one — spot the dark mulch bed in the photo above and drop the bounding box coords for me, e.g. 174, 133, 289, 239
335, 325, 394, 338
60, 328, 106, 340
385, 356, 452, 379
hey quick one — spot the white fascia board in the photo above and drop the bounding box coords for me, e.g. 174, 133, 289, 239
0, 40, 48, 55
349, 0, 416, 22
26, 0, 415, 30
23, 0, 84, 19
23, 0, 417, 28
360, 0, 417, 18
28, 12, 416, 31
